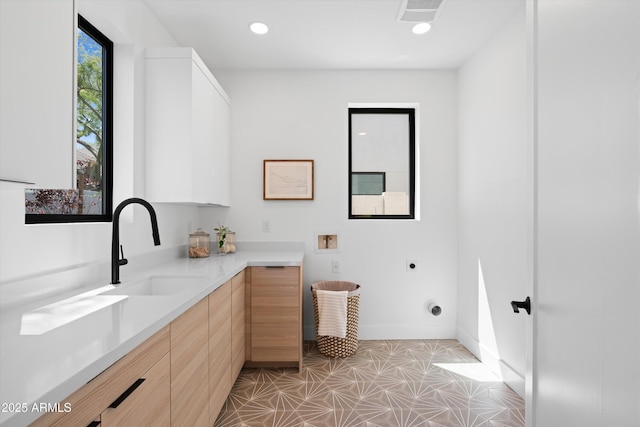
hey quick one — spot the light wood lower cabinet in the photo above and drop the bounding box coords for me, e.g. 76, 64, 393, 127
29, 266, 302, 426
170, 297, 209, 427
231, 269, 246, 379
247, 266, 303, 370
209, 270, 246, 423
100, 352, 171, 426
29, 325, 171, 427
209, 280, 231, 424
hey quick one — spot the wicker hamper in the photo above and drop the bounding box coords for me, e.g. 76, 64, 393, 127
311, 281, 361, 357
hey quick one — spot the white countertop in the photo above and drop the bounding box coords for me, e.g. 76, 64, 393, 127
0, 248, 303, 427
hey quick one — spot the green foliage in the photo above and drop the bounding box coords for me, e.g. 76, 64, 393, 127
214, 226, 228, 248
76, 29, 103, 192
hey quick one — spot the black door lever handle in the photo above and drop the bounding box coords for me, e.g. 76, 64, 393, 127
511, 296, 531, 315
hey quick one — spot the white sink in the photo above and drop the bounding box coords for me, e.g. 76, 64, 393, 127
101, 276, 207, 296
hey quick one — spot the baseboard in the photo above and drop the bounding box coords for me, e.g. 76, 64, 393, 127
456, 327, 525, 398
304, 323, 457, 341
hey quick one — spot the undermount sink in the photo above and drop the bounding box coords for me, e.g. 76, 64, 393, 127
101, 275, 208, 296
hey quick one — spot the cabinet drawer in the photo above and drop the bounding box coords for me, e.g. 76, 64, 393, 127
100, 352, 170, 426
251, 267, 299, 310
250, 266, 299, 286
251, 283, 299, 307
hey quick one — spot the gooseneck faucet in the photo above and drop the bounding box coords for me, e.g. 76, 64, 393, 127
111, 198, 161, 284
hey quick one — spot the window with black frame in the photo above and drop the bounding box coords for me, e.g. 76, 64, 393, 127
25, 15, 113, 224
348, 108, 415, 219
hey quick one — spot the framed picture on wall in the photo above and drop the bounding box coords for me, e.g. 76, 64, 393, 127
263, 160, 314, 200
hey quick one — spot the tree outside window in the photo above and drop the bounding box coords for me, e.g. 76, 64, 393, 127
25, 15, 112, 223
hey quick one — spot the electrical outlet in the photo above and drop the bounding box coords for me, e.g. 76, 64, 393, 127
406, 260, 417, 272
262, 220, 271, 233
332, 260, 341, 273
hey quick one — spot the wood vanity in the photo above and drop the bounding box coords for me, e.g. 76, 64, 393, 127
246, 266, 303, 370
27, 265, 303, 427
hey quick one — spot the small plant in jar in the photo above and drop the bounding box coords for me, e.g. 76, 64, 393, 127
214, 225, 229, 254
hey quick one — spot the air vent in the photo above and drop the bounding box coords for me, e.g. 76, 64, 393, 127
397, 0, 445, 23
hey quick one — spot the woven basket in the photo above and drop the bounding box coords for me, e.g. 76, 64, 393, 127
311, 281, 361, 358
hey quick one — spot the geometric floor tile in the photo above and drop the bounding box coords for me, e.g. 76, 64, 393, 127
214, 340, 525, 427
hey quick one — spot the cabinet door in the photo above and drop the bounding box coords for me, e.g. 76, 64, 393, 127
0, 0, 74, 186
171, 298, 209, 427
100, 353, 170, 426
145, 48, 231, 206
209, 281, 231, 424
250, 267, 301, 364
145, 56, 193, 203
231, 270, 246, 379
210, 86, 231, 206
191, 63, 216, 204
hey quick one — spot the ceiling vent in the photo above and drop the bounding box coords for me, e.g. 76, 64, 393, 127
397, 0, 445, 23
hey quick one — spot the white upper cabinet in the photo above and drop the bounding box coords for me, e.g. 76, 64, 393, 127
145, 48, 230, 206
0, 0, 74, 187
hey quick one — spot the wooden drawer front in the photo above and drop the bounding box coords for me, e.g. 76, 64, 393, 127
251, 321, 299, 362
231, 270, 246, 379
100, 352, 170, 426
251, 267, 300, 362
209, 281, 231, 424
252, 283, 299, 309
251, 266, 299, 286
30, 325, 170, 427
171, 297, 209, 427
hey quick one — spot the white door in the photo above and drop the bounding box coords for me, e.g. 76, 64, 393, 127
527, 1, 640, 426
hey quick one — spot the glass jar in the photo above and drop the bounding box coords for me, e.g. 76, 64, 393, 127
216, 230, 227, 254
188, 228, 210, 258
226, 231, 236, 253
216, 229, 236, 254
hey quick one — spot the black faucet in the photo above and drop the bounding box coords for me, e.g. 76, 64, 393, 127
111, 198, 161, 284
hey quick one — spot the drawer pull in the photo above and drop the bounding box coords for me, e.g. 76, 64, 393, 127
87, 422, 101, 427
265, 266, 285, 268
109, 378, 146, 409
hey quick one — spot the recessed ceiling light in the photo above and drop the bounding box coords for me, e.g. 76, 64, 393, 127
249, 22, 269, 35
412, 22, 432, 35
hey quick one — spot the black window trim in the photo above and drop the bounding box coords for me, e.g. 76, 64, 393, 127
26, 14, 113, 224
348, 107, 416, 220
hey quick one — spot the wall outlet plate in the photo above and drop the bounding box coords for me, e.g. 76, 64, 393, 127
332, 260, 341, 273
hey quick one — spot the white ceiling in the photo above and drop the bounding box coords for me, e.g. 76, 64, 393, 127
143, 0, 523, 70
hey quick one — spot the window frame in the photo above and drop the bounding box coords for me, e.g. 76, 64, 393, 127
348, 107, 416, 220
26, 15, 113, 224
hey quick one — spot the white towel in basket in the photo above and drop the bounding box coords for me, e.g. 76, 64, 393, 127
316, 289, 348, 338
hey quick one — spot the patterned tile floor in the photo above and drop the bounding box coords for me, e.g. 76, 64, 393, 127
214, 340, 525, 427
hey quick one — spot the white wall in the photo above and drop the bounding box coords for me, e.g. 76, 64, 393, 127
0, 1, 199, 286
456, 7, 527, 396
201, 70, 459, 340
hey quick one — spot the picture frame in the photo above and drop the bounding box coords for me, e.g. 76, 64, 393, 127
263, 159, 314, 200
